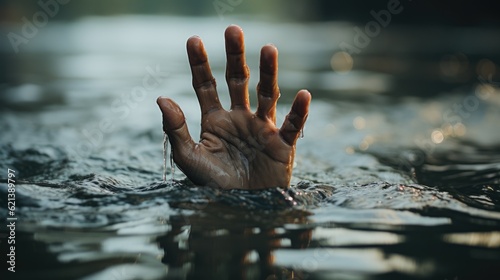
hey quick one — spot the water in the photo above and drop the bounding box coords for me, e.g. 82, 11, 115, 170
1, 16, 500, 279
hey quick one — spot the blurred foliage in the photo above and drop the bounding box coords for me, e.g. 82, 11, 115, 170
1, 0, 499, 26
1, 0, 295, 22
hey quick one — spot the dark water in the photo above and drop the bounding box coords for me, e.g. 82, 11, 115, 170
1, 16, 500, 279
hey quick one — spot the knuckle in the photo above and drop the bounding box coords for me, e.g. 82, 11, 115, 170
194, 78, 216, 91
257, 83, 279, 98
226, 75, 249, 86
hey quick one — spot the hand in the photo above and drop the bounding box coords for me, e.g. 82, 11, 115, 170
157, 25, 311, 190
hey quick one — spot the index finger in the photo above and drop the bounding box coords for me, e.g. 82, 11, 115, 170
187, 36, 222, 115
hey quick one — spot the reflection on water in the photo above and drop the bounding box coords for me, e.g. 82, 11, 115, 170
157, 206, 312, 279
1, 16, 500, 280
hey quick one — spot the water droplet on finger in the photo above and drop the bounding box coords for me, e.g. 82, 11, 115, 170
163, 132, 168, 182
170, 144, 175, 180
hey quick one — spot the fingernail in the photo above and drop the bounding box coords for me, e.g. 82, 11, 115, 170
157, 97, 173, 111
156, 96, 165, 105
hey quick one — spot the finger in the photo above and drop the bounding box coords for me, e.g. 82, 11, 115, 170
187, 36, 222, 115
157, 97, 195, 150
279, 90, 311, 146
225, 25, 250, 110
256, 44, 280, 124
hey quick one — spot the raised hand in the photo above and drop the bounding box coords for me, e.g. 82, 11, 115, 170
157, 25, 311, 189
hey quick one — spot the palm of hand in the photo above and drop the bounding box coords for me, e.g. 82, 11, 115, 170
197, 109, 292, 189
157, 25, 310, 189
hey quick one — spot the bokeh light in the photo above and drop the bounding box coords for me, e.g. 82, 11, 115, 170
330, 51, 353, 73
353, 116, 366, 130
431, 130, 444, 144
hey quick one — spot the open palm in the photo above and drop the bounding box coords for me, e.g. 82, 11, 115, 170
157, 25, 311, 189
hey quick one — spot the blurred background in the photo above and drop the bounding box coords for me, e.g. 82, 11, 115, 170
1, 0, 499, 98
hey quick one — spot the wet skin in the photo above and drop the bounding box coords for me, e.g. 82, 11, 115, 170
157, 25, 311, 189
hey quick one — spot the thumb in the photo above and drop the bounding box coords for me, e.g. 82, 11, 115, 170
156, 97, 195, 149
